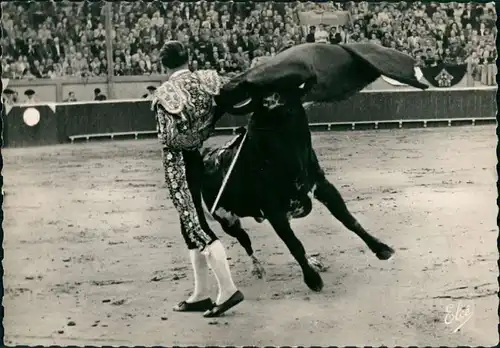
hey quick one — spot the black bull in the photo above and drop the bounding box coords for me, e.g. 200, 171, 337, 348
198, 43, 428, 292
200, 103, 395, 292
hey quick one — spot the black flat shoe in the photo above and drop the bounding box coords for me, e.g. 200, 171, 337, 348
173, 298, 214, 312
203, 291, 244, 318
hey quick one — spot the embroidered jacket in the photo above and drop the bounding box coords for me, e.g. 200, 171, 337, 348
151, 69, 224, 150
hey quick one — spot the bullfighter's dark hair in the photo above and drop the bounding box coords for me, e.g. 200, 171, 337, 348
161, 40, 189, 69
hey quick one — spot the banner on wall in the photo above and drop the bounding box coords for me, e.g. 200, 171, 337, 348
3, 101, 56, 115
420, 64, 468, 88
4, 104, 60, 147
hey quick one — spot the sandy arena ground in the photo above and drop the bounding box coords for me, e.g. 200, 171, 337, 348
2, 126, 498, 346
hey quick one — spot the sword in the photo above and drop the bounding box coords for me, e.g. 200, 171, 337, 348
210, 131, 248, 215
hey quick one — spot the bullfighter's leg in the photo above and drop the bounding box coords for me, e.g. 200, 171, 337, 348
263, 209, 324, 292
214, 216, 266, 279
183, 150, 245, 316
179, 222, 211, 304
165, 150, 213, 310
314, 178, 395, 260
165, 149, 244, 316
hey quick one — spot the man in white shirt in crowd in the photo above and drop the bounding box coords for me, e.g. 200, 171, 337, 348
314, 23, 329, 43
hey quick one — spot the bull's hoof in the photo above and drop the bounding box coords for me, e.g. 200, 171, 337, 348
250, 257, 265, 279
251, 261, 266, 279
303, 269, 324, 292
376, 244, 395, 260
306, 255, 329, 273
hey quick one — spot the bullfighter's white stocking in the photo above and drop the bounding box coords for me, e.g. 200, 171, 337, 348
187, 249, 210, 303
204, 240, 238, 305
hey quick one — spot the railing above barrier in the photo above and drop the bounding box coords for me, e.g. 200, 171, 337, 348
66, 117, 496, 144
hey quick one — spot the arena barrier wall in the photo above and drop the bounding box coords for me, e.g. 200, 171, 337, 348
2, 87, 497, 148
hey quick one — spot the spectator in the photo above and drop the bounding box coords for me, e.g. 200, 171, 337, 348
190, 59, 199, 72
5, 39, 21, 60
48, 36, 64, 63
369, 32, 382, 46
134, 59, 150, 75
306, 26, 316, 43
64, 91, 77, 102
24, 89, 38, 104
24, 38, 39, 61
31, 59, 45, 78
2, 88, 18, 105
142, 85, 156, 99
150, 62, 162, 75
94, 88, 106, 101
314, 24, 329, 43
71, 52, 89, 76
1, 0, 496, 87
113, 62, 123, 76
329, 27, 341, 44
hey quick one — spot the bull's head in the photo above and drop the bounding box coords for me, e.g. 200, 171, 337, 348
229, 82, 308, 116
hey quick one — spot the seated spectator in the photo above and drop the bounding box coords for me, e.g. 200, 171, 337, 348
369, 32, 382, 46
306, 26, 316, 43
30, 59, 45, 78
2, 88, 18, 105
24, 89, 38, 103
142, 85, 156, 99
1, 0, 496, 85
64, 91, 78, 102
94, 88, 106, 101
314, 24, 329, 43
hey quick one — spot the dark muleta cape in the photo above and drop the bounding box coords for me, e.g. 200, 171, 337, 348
219, 43, 428, 109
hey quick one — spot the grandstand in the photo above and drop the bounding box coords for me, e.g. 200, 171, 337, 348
1, 1, 496, 85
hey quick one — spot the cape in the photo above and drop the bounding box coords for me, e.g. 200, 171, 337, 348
219, 43, 428, 108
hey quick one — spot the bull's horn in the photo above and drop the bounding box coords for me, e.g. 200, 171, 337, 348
298, 83, 305, 89
234, 97, 252, 108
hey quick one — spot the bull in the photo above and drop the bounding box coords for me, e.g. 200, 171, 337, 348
200, 43, 428, 292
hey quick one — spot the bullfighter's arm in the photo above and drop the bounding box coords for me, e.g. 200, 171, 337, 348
154, 105, 179, 148
155, 104, 207, 150
152, 84, 204, 150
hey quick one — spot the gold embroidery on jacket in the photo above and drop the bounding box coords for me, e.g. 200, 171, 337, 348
152, 70, 223, 150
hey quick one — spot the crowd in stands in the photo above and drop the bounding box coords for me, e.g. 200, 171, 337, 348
346, 1, 496, 85
1, 1, 496, 85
